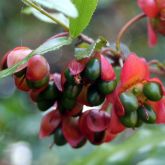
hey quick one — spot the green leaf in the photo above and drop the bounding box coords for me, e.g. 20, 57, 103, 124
69, 0, 98, 38
31, 0, 78, 18
75, 36, 108, 60
70, 125, 165, 165
0, 36, 72, 79
22, 7, 69, 27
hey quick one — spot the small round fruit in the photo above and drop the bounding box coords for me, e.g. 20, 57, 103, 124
63, 83, 82, 99
97, 80, 117, 95
83, 58, 100, 81
60, 96, 76, 113
120, 111, 138, 128
143, 82, 163, 101
37, 99, 55, 111
137, 104, 156, 124
54, 128, 67, 146
87, 86, 105, 106
120, 92, 139, 113
37, 81, 59, 101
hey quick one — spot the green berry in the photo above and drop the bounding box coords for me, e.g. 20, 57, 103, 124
97, 80, 117, 95
120, 92, 139, 113
87, 86, 105, 106
37, 81, 59, 101
143, 82, 163, 101
83, 58, 100, 81
63, 83, 82, 99
37, 99, 55, 111
137, 104, 156, 124
120, 111, 138, 128
54, 128, 67, 146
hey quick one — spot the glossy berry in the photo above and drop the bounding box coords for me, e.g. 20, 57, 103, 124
60, 96, 76, 113
37, 99, 55, 111
54, 128, 67, 146
87, 86, 105, 106
37, 81, 59, 101
63, 83, 82, 99
120, 111, 138, 128
83, 58, 100, 82
64, 68, 75, 84
143, 82, 163, 101
120, 92, 139, 113
137, 104, 156, 124
97, 80, 117, 95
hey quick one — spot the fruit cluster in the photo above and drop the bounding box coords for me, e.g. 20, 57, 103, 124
1, 47, 118, 147
0, 0, 165, 150
1, 46, 165, 148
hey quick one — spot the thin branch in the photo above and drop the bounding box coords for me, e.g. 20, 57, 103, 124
116, 13, 146, 51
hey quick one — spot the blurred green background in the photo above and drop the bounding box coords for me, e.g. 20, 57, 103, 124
0, 0, 165, 165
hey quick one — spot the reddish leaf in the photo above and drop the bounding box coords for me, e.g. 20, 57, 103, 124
107, 109, 125, 134
100, 54, 116, 81
7, 47, 32, 72
148, 19, 157, 47
68, 59, 85, 75
138, 0, 159, 17
62, 117, 85, 148
53, 73, 63, 91
39, 110, 61, 138
87, 110, 110, 132
121, 54, 150, 89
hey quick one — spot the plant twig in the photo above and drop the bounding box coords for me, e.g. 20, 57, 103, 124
116, 13, 146, 51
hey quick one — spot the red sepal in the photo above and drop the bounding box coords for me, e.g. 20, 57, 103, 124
100, 54, 116, 81
86, 110, 110, 132
7, 47, 32, 73
104, 131, 116, 143
121, 54, 149, 89
107, 109, 125, 134
150, 98, 165, 123
53, 73, 63, 92
148, 19, 157, 47
138, 0, 159, 17
14, 75, 30, 92
62, 117, 85, 148
39, 110, 61, 138
68, 59, 85, 75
